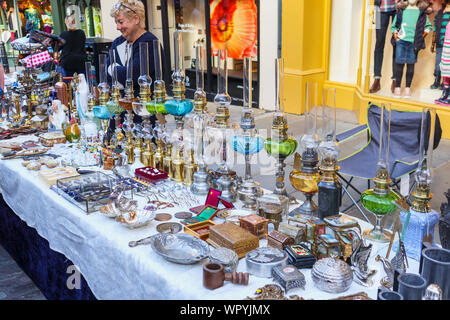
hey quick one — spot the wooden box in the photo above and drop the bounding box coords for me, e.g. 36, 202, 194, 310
207, 222, 259, 259
184, 220, 216, 241
239, 214, 269, 239
267, 230, 294, 250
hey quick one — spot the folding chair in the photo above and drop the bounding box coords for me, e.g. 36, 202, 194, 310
336, 103, 442, 222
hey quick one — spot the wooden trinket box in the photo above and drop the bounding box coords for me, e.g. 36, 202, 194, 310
268, 230, 295, 250
184, 220, 216, 241
239, 214, 269, 239
207, 222, 259, 259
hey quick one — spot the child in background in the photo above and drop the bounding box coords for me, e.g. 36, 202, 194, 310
435, 19, 450, 106
430, 1, 450, 89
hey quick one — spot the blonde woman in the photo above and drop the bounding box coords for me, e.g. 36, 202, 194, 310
108, 0, 161, 94
106, 0, 162, 136
59, 15, 87, 78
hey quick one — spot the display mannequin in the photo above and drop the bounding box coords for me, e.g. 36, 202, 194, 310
391, 0, 432, 98
370, 0, 401, 94
430, 0, 450, 89
435, 15, 450, 105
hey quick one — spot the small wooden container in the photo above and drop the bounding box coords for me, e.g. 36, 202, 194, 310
207, 222, 259, 259
239, 214, 269, 239
268, 230, 295, 250
184, 220, 216, 241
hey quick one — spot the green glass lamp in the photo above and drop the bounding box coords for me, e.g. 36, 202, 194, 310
361, 104, 401, 242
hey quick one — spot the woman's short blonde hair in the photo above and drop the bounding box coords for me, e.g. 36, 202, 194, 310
65, 15, 78, 31
111, 0, 146, 29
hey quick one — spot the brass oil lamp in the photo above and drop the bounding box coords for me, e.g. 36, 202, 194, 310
361, 104, 401, 242
93, 54, 112, 143
189, 40, 210, 195
234, 56, 264, 210
264, 59, 298, 203
289, 82, 321, 216
121, 47, 136, 164
165, 32, 194, 182
317, 88, 342, 219
399, 108, 440, 260
209, 49, 238, 201
106, 49, 125, 147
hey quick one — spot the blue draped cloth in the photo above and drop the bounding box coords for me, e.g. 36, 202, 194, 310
0, 195, 96, 300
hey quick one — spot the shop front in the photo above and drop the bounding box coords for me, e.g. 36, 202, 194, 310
282, 0, 450, 139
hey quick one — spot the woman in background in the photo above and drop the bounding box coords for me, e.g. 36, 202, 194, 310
58, 15, 87, 78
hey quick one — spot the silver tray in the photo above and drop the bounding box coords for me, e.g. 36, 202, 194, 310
151, 233, 210, 264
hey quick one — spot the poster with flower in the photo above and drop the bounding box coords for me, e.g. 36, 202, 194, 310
210, 0, 258, 59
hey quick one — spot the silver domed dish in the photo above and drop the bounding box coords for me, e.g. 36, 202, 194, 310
245, 247, 288, 278
151, 233, 210, 264
311, 257, 353, 293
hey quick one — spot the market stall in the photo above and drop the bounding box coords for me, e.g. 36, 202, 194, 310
0, 6, 448, 300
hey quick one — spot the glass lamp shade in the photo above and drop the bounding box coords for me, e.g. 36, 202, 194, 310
360, 189, 401, 216
289, 170, 321, 195
164, 99, 194, 117
233, 134, 264, 155
93, 105, 110, 120
264, 137, 297, 159
146, 100, 168, 115
318, 138, 339, 167
106, 100, 123, 116
300, 134, 320, 155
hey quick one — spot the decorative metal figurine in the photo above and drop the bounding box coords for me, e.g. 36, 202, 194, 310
439, 189, 450, 250
350, 230, 376, 287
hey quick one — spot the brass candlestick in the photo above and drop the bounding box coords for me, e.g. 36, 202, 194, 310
184, 149, 196, 187
172, 147, 184, 183
163, 143, 173, 178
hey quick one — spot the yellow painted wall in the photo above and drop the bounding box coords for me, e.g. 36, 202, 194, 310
282, 0, 331, 115
282, 0, 450, 139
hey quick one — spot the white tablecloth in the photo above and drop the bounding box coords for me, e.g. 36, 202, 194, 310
0, 139, 419, 300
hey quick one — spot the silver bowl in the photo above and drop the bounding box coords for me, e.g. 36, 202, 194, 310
311, 257, 353, 293
151, 233, 210, 264
119, 209, 156, 229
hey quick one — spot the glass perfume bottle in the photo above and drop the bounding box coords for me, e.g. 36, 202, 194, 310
138, 42, 152, 105
93, 54, 111, 141
398, 108, 440, 261
165, 31, 194, 128
147, 39, 167, 115
233, 56, 264, 210
264, 58, 298, 202
289, 83, 321, 216
361, 104, 401, 242
317, 88, 342, 220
